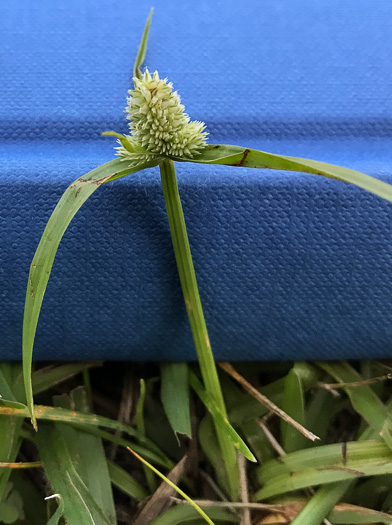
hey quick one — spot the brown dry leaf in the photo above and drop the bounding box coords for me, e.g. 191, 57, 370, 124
255, 501, 303, 524
132, 455, 188, 525
333, 501, 392, 523
256, 513, 289, 524
256, 499, 392, 524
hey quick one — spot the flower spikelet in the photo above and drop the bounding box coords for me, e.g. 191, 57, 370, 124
116, 69, 208, 163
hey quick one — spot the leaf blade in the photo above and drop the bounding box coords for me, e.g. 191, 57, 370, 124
180, 144, 392, 203
36, 422, 113, 525
281, 364, 307, 453
160, 363, 192, 438
107, 461, 148, 502
53, 388, 116, 524
189, 371, 256, 462
255, 439, 392, 500
133, 8, 154, 80
22, 159, 148, 426
0, 403, 172, 468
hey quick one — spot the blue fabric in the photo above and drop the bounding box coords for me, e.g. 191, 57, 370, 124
1, 0, 392, 360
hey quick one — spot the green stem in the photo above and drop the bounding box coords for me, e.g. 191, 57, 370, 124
159, 159, 239, 498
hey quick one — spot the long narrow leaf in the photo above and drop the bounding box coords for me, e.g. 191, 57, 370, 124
22, 159, 153, 427
32, 362, 100, 395
161, 363, 191, 437
255, 439, 392, 500
159, 159, 239, 497
107, 462, 148, 502
136, 379, 156, 492
9, 403, 172, 468
258, 439, 391, 480
133, 8, 154, 80
0, 403, 171, 467
179, 144, 392, 203
291, 397, 392, 524
53, 389, 116, 524
36, 422, 113, 525
189, 371, 256, 462
150, 505, 238, 524
281, 365, 306, 453
198, 416, 228, 494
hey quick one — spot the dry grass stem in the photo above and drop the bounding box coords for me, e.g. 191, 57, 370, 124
199, 471, 238, 515
171, 497, 288, 512
0, 461, 42, 469
109, 365, 135, 461
258, 419, 286, 456
219, 362, 320, 442
317, 374, 392, 391
238, 452, 252, 525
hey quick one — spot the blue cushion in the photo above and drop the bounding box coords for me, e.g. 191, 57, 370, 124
1, 0, 392, 360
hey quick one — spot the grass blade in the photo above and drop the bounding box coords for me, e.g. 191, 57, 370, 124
32, 362, 101, 395
78, 426, 172, 469
189, 371, 256, 462
255, 440, 392, 500
107, 462, 148, 502
150, 505, 239, 524
258, 439, 392, 479
291, 396, 392, 524
133, 8, 153, 80
181, 144, 392, 203
161, 363, 192, 438
281, 364, 307, 453
0, 368, 20, 403
22, 159, 151, 427
0, 403, 172, 468
291, 481, 353, 525
36, 422, 113, 525
136, 379, 157, 492
381, 420, 392, 451
53, 388, 116, 523
199, 415, 229, 493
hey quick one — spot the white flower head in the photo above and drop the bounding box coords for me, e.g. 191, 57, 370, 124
116, 69, 208, 164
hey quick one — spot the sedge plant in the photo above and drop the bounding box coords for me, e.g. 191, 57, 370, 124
22, 8, 392, 502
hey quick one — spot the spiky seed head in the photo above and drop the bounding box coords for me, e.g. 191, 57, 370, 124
116, 69, 208, 164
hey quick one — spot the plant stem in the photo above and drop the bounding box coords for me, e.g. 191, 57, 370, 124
159, 159, 239, 498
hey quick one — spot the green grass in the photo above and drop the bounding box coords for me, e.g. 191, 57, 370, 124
1, 360, 392, 524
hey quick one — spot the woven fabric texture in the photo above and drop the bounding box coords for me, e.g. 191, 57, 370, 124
1, 0, 392, 360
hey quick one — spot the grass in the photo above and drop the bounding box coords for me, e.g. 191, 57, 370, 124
1, 359, 392, 524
